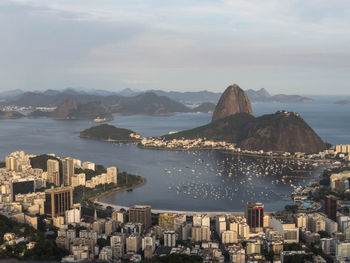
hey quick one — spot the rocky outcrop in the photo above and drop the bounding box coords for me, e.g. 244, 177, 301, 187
238, 111, 325, 153
212, 84, 253, 122
164, 111, 326, 154
51, 98, 78, 119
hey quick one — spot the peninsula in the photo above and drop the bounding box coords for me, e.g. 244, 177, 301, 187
80, 124, 141, 142
163, 84, 326, 154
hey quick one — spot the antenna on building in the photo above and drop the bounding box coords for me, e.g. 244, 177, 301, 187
94, 209, 98, 221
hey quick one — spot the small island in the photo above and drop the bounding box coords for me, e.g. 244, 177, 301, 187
80, 124, 141, 142
335, 100, 350, 105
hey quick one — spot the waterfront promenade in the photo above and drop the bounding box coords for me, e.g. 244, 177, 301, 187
95, 201, 246, 216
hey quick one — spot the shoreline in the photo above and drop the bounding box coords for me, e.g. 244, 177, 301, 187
89, 177, 147, 202
95, 200, 245, 216
80, 137, 334, 165
80, 136, 140, 144
94, 201, 282, 216
137, 144, 334, 166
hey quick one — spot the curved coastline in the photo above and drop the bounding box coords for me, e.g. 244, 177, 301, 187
95, 200, 247, 216
89, 177, 147, 202
82, 137, 333, 165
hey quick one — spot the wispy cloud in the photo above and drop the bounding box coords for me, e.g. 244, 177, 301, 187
0, 0, 349, 94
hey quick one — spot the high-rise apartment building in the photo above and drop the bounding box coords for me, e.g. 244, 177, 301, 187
62, 157, 74, 186
44, 186, 73, 218
159, 214, 175, 230
47, 159, 60, 186
6, 156, 16, 171
245, 202, 264, 233
325, 195, 337, 221
129, 205, 152, 229
163, 230, 176, 247
126, 234, 141, 253
215, 216, 227, 235
107, 167, 118, 184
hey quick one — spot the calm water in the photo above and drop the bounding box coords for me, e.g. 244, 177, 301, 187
0, 101, 349, 211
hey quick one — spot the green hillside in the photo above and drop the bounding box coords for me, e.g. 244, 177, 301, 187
80, 124, 139, 142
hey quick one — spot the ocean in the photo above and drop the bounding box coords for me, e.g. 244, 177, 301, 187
0, 99, 349, 211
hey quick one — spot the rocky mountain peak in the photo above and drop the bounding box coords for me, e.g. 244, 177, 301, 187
212, 84, 253, 122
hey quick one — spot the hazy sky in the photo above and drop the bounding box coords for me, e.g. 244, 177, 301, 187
0, 0, 349, 94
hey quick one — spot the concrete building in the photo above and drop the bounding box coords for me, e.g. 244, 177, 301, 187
308, 214, 326, 233
294, 213, 308, 229
245, 202, 264, 233
92, 219, 106, 234
336, 241, 350, 258
112, 210, 126, 223
246, 240, 261, 255
174, 214, 187, 231
44, 186, 73, 218
113, 243, 124, 260
126, 234, 141, 253
192, 226, 202, 242
65, 206, 81, 224
110, 233, 125, 248
47, 159, 60, 186
99, 246, 113, 261
181, 222, 192, 240
222, 230, 238, 244
215, 215, 226, 236
325, 195, 337, 221
321, 238, 336, 255
336, 144, 350, 154
338, 215, 350, 233
129, 205, 152, 229
53, 216, 64, 228
62, 157, 74, 186
270, 217, 299, 244
82, 161, 95, 171
105, 220, 117, 235
229, 246, 245, 263
191, 226, 211, 242
163, 230, 176, 247
71, 173, 86, 188
159, 214, 175, 230
107, 167, 118, 184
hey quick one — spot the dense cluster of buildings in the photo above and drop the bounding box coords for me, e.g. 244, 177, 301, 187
47, 199, 350, 263
335, 145, 350, 162
330, 171, 350, 193
0, 151, 117, 231
3, 150, 350, 262
140, 138, 344, 164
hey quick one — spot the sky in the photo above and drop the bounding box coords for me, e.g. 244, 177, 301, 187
0, 0, 349, 95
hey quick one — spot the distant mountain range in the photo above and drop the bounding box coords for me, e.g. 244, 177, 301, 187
115, 88, 315, 104
0, 87, 314, 106
0, 86, 316, 120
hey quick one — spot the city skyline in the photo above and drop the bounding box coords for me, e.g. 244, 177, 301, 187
0, 0, 349, 94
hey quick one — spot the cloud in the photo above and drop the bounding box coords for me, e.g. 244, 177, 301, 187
0, 0, 349, 93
